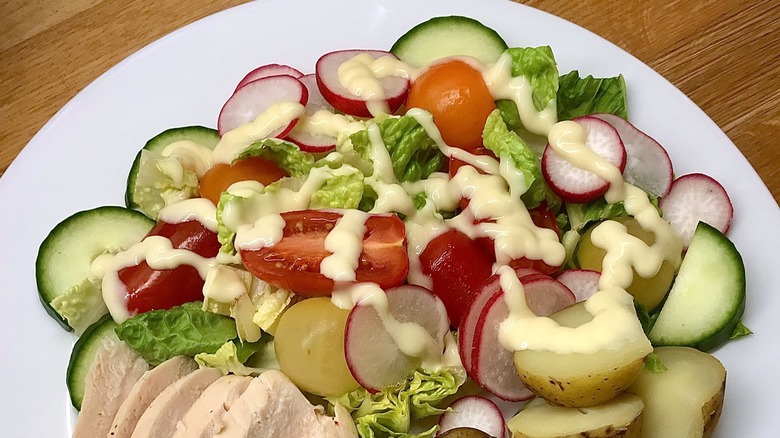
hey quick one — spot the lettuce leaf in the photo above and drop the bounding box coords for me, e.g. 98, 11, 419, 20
730, 321, 753, 340
133, 150, 199, 219
350, 115, 444, 183
310, 167, 365, 210
644, 352, 668, 373
195, 341, 266, 376
482, 110, 557, 209
236, 139, 314, 177
50, 277, 107, 334
557, 70, 628, 120
506, 46, 559, 112
328, 368, 465, 438
115, 302, 237, 366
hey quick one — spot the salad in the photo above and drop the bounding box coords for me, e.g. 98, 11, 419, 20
35, 15, 750, 438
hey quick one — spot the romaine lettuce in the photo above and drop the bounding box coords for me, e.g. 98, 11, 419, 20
310, 167, 365, 210
236, 139, 314, 177
506, 46, 559, 112
50, 277, 107, 334
114, 302, 237, 366
557, 70, 628, 120
195, 341, 266, 376
482, 110, 558, 209
328, 368, 465, 438
133, 150, 199, 219
349, 115, 444, 183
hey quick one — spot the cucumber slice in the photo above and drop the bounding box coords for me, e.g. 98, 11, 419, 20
36, 206, 154, 331
390, 16, 508, 67
649, 222, 746, 351
125, 126, 220, 213
66, 315, 118, 410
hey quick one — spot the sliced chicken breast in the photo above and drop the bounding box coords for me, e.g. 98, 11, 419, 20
131, 367, 222, 438
72, 337, 149, 438
216, 370, 357, 438
173, 375, 253, 438
108, 356, 197, 438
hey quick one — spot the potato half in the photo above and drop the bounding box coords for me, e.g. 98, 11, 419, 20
507, 392, 644, 438
628, 347, 726, 438
513, 303, 651, 408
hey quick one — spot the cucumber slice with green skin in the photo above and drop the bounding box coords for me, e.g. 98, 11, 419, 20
125, 126, 220, 211
649, 222, 746, 351
36, 206, 155, 331
390, 16, 508, 68
66, 315, 118, 410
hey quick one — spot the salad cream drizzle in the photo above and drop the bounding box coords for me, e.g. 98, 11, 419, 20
337, 54, 391, 117
321, 210, 369, 282
157, 198, 219, 233
161, 140, 214, 177
202, 265, 248, 303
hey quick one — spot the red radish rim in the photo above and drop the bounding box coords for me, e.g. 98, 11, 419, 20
285, 74, 338, 153
234, 63, 304, 92
217, 74, 308, 136
556, 269, 601, 302
541, 116, 626, 203
316, 49, 409, 118
591, 113, 674, 197
659, 173, 734, 247
437, 396, 506, 438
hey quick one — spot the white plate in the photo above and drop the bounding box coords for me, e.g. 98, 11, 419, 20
1, 0, 778, 436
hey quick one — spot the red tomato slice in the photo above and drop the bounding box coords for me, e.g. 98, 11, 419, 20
419, 229, 495, 326
240, 210, 408, 296
118, 220, 221, 314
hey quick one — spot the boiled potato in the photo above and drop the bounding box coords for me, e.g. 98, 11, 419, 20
514, 302, 651, 408
628, 347, 726, 438
507, 392, 644, 438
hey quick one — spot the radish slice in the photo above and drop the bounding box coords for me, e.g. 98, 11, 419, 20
234, 63, 304, 92
286, 74, 338, 153
457, 268, 541, 374
437, 396, 506, 438
659, 173, 733, 247
471, 276, 575, 401
556, 269, 601, 302
542, 116, 626, 203
345, 285, 448, 393
592, 113, 674, 197
217, 75, 308, 136
316, 49, 409, 117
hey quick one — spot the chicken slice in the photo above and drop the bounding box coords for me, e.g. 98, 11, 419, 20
173, 375, 253, 438
131, 367, 222, 438
72, 337, 149, 438
108, 356, 197, 438
215, 370, 357, 438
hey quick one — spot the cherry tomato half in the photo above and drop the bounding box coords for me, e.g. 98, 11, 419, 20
199, 156, 288, 205
118, 220, 221, 314
240, 210, 409, 296
419, 229, 495, 326
407, 60, 496, 152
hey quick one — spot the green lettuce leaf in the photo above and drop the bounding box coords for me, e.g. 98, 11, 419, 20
310, 168, 365, 210
730, 321, 753, 340
496, 99, 522, 131
195, 341, 266, 376
557, 70, 628, 120
133, 150, 199, 219
506, 46, 559, 112
350, 115, 444, 183
328, 368, 465, 438
216, 191, 239, 255
482, 109, 557, 209
50, 277, 107, 334
644, 352, 668, 373
115, 302, 237, 366
236, 139, 314, 177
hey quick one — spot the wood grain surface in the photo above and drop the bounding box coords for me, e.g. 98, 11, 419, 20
1, 0, 778, 202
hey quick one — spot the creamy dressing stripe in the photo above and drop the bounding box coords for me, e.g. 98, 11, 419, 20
320, 210, 369, 282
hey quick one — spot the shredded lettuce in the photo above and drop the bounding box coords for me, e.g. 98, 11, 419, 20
328, 368, 465, 438
482, 110, 557, 209
557, 70, 628, 120
133, 150, 199, 219
236, 139, 314, 177
50, 277, 107, 334
506, 46, 559, 112
350, 115, 444, 183
115, 302, 237, 366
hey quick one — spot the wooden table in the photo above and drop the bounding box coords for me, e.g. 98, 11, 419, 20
1, 0, 778, 202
